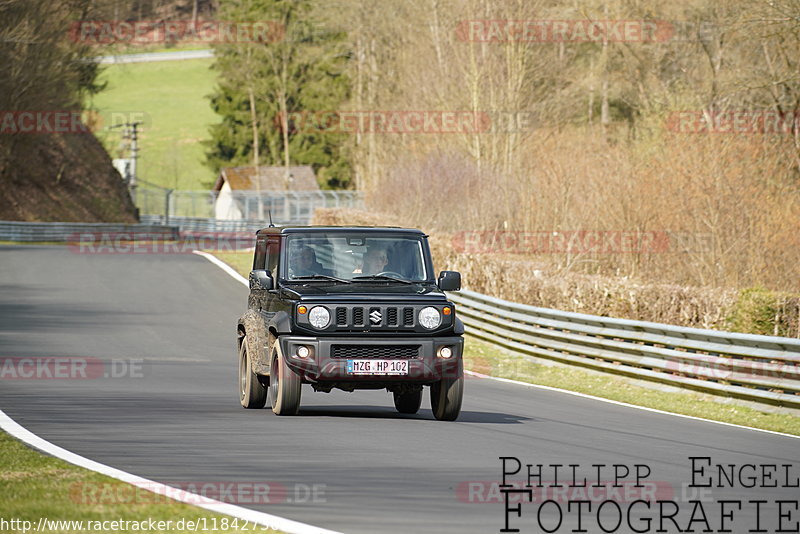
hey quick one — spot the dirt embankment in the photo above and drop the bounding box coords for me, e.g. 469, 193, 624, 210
0, 131, 138, 223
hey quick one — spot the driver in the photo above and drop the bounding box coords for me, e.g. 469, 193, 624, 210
360, 247, 389, 275
292, 246, 320, 276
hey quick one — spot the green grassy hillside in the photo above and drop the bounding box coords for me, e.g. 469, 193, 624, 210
90, 58, 218, 191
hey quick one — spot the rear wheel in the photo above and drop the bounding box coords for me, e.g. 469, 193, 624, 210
393, 390, 422, 414
430, 376, 463, 421
239, 336, 267, 409
269, 345, 301, 415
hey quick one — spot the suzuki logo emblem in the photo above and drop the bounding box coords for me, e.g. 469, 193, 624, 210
369, 310, 382, 324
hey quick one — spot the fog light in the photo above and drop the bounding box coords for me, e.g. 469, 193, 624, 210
438, 346, 453, 359
297, 346, 310, 359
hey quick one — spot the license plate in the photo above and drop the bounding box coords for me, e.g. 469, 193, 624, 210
346, 359, 408, 375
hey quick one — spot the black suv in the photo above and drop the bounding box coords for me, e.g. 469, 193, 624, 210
237, 226, 464, 421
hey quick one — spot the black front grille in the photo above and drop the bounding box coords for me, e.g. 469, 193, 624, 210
328, 305, 416, 330
387, 307, 398, 326
330, 344, 421, 359
336, 307, 347, 327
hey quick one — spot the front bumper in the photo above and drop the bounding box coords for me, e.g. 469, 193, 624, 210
278, 335, 463, 384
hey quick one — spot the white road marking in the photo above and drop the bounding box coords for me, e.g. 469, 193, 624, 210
0, 410, 343, 534
465, 370, 799, 439
193, 250, 248, 286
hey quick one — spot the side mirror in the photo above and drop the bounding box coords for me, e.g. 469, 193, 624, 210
249, 269, 273, 290
437, 270, 461, 291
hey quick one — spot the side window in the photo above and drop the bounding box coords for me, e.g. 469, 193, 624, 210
253, 238, 267, 270
266, 238, 280, 280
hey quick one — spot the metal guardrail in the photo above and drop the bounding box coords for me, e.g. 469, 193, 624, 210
139, 215, 269, 234
0, 221, 179, 242
449, 289, 800, 409
134, 189, 364, 224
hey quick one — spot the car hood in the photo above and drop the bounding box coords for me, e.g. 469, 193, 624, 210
281, 282, 449, 301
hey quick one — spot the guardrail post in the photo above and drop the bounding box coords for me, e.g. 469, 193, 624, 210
164, 189, 173, 225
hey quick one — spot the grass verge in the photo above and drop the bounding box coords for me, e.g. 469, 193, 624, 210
0, 430, 282, 533
212, 251, 253, 278
464, 337, 800, 436
89, 58, 218, 191
209, 249, 800, 437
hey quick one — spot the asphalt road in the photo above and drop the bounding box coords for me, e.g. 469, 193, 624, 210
1, 245, 797, 534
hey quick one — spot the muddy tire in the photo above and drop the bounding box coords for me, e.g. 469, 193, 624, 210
239, 336, 267, 409
393, 390, 423, 414
269, 345, 301, 415
430, 376, 463, 421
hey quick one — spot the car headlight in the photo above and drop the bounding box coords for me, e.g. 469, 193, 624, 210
418, 306, 441, 329
308, 306, 330, 329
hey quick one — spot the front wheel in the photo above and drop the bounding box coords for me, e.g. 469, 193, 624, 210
239, 336, 267, 409
430, 376, 463, 421
393, 390, 422, 414
269, 345, 301, 415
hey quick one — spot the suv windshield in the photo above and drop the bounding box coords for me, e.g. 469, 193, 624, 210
285, 233, 428, 282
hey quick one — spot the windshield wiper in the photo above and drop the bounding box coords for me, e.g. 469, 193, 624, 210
352, 275, 415, 284
291, 274, 352, 284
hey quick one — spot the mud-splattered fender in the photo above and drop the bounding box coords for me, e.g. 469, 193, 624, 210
238, 310, 270, 376
238, 309, 293, 376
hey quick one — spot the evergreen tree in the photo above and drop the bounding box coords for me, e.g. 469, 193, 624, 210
205, 0, 351, 189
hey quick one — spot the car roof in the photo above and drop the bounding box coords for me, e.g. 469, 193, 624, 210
255, 226, 426, 237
